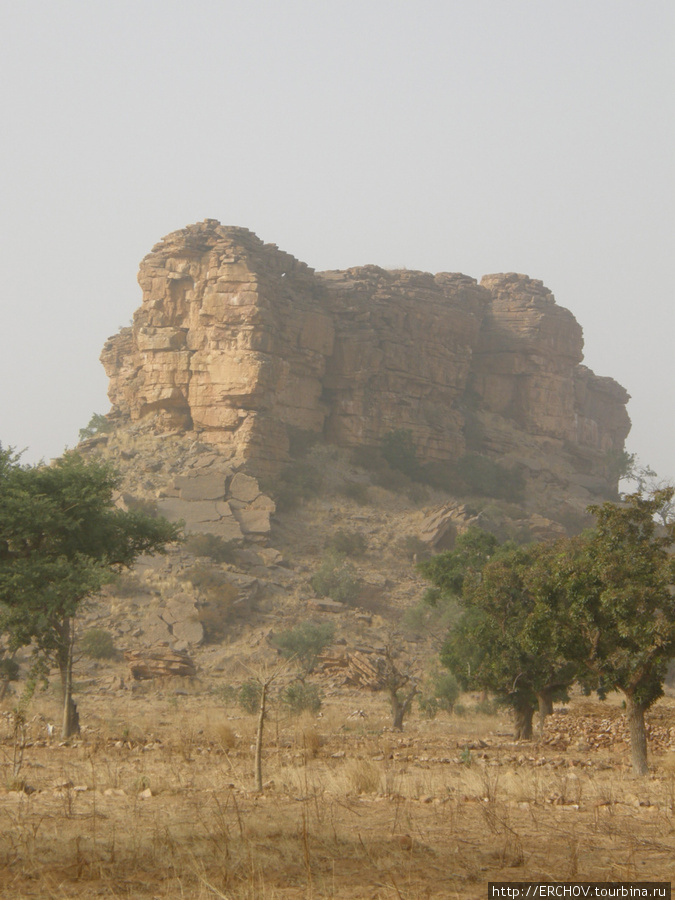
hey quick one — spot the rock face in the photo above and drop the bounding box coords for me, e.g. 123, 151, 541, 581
101, 220, 630, 507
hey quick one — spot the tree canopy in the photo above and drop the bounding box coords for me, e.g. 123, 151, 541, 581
422, 492, 675, 773
438, 540, 579, 738
558, 490, 675, 773
0, 447, 182, 736
417, 526, 506, 604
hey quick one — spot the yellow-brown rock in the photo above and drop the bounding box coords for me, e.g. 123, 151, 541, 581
101, 220, 630, 503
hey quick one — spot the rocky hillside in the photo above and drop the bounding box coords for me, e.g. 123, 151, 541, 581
100, 219, 630, 520
78, 219, 634, 662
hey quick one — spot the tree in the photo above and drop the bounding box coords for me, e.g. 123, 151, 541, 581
241, 659, 292, 793
417, 526, 503, 604
436, 541, 579, 740
270, 621, 335, 674
0, 448, 181, 738
561, 490, 675, 774
382, 647, 419, 731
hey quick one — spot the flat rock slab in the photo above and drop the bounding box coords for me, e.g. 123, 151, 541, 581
229, 472, 261, 503
233, 507, 271, 534
308, 598, 346, 613
174, 472, 227, 501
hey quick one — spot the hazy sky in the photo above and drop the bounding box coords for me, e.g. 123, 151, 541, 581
1, 1, 673, 481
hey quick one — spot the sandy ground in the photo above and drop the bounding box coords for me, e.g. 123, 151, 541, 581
1, 682, 674, 899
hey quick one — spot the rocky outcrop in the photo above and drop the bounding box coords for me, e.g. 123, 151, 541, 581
101, 220, 630, 509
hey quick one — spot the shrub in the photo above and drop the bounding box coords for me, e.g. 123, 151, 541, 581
78, 413, 113, 442
419, 671, 460, 718
418, 461, 464, 494
351, 445, 383, 471
310, 551, 361, 605
381, 429, 420, 478
406, 482, 429, 504
181, 563, 229, 597
210, 684, 238, 704
432, 670, 460, 712
0, 656, 19, 684
273, 460, 324, 511
123, 494, 159, 518
271, 621, 335, 673
345, 758, 381, 794
238, 680, 262, 715
287, 427, 321, 458
213, 722, 237, 749
455, 453, 524, 502
182, 565, 239, 638
301, 726, 322, 756
108, 572, 146, 597
396, 535, 431, 562
402, 596, 461, 639
80, 628, 116, 660
339, 481, 370, 505
197, 589, 239, 642
281, 681, 322, 716
326, 529, 367, 557
185, 532, 237, 564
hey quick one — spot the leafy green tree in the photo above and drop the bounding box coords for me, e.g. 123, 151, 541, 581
436, 541, 579, 739
0, 447, 181, 738
561, 490, 675, 774
417, 526, 504, 605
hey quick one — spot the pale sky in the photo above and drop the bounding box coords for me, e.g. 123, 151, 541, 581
1, 1, 673, 481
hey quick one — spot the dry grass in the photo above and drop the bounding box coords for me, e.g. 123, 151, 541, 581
1, 688, 674, 899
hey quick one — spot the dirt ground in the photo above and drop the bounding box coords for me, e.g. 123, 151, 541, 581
1, 682, 674, 900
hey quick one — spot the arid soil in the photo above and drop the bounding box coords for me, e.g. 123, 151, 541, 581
1, 679, 674, 900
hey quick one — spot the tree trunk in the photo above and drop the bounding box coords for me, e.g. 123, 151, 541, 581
389, 684, 418, 731
59, 617, 80, 740
254, 681, 268, 793
625, 694, 649, 776
513, 696, 534, 741
536, 690, 554, 739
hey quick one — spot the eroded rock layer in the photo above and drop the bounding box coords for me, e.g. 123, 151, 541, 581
101, 220, 630, 503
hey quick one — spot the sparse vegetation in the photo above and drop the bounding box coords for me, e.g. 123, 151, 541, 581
79, 628, 116, 660
122, 493, 160, 517
381, 428, 420, 479
270, 459, 324, 511
339, 480, 370, 505
108, 571, 146, 597
309, 550, 361, 605
185, 531, 237, 563
270, 621, 335, 674
418, 668, 461, 718
351, 433, 524, 502
280, 680, 322, 715
325, 528, 367, 557
181, 563, 230, 599
237, 679, 263, 715
197, 589, 239, 642
78, 412, 113, 442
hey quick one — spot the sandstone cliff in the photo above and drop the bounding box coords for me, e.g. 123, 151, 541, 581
100, 219, 630, 522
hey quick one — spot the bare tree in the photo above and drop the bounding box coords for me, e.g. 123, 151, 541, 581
241, 658, 293, 793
